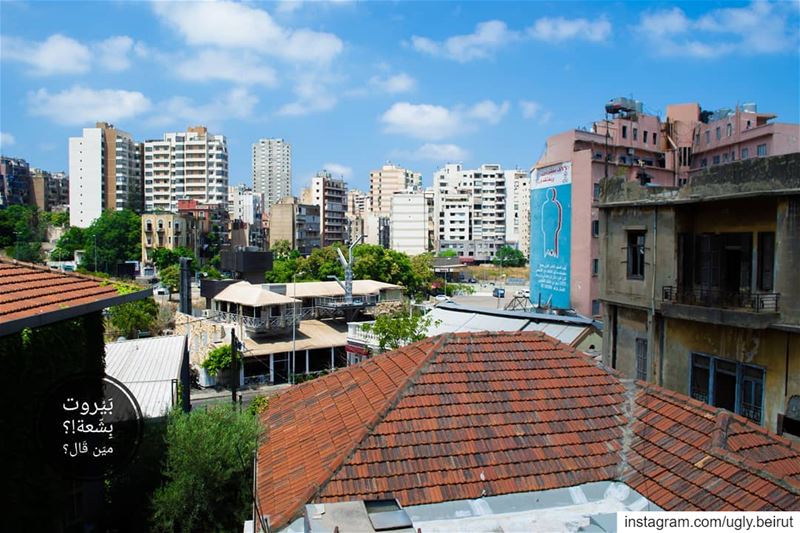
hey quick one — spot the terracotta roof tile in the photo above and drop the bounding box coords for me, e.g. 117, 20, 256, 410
0, 259, 126, 329
255, 331, 800, 529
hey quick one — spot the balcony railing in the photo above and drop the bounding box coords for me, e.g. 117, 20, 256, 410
662, 286, 779, 313
348, 321, 380, 348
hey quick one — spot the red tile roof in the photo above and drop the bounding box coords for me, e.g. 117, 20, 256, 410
0, 259, 145, 334
256, 331, 800, 529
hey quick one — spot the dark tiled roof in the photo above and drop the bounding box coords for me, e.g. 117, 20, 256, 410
0, 259, 121, 328
256, 331, 800, 529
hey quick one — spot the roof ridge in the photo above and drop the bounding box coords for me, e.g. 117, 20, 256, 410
0, 257, 113, 284
281, 333, 452, 527
637, 383, 800, 495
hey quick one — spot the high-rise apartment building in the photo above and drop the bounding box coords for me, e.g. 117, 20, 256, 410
253, 138, 291, 213
434, 163, 507, 261
308, 170, 347, 246
345, 189, 369, 242
143, 126, 228, 213
0, 156, 31, 207
390, 188, 434, 255
69, 122, 143, 227
228, 184, 264, 225
505, 170, 530, 252
369, 163, 421, 216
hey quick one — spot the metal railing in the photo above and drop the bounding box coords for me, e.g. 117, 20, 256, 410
347, 321, 379, 346
662, 286, 779, 313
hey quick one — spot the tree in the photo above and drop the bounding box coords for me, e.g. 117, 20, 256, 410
361, 311, 439, 352
302, 245, 345, 281
270, 239, 293, 260
493, 245, 526, 268
159, 264, 180, 292
438, 248, 457, 258
53, 226, 85, 261
409, 253, 435, 297
0, 205, 44, 262
151, 404, 261, 532
202, 344, 232, 377
81, 209, 141, 273
354, 244, 421, 294
107, 297, 159, 339
151, 246, 196, 271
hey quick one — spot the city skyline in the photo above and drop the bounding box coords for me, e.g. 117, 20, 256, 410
1, 1, 799, 193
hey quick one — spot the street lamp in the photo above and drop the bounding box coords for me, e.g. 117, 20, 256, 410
290, 270, 306, 385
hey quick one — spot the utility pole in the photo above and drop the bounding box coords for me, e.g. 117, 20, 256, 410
231, 328, 238, 405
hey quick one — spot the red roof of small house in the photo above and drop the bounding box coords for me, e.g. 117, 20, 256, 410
255, 331, 800, 529
0, 259, 151, 336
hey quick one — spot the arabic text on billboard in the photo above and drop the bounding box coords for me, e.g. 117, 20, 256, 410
529, 162, 571, 309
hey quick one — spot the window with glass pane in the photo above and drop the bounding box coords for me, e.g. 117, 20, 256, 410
740, 366, 764, 424
627, 231, 646, 279
714, 359, 737, 413
635, 339, 648, 381
691, 354, 710, 403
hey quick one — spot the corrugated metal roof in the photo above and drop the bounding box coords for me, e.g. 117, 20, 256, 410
105, 335, 185, 418
427, 307, 590, 345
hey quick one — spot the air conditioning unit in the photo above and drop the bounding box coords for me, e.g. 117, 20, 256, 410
627, 148, 635, 155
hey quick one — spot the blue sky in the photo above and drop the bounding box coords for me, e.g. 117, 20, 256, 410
1, 0, 798, 193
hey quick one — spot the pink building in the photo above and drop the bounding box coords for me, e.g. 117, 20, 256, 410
531, 100, 798, 318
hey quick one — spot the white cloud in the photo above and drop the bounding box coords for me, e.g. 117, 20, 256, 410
0, 132, 15, 149
157, 88, 258, 126
411, 15, 613, 62
1, 34, 140, 74
369, 72, 416, 94
381, 100, 510, 141
467, 100, 510, 124
637, 2, 797, 58
175, 50, 278, 87
394, 143, 469, 162
1, 34, 91, 75
528, 16, 611, 43
28, 86, 151, 126
277, 75, 337, 116
94, 36, 134, 72
152, 1, 343, 63
322, 163, 352, 178
411, 20, 520, 62
519, 100, 541, 119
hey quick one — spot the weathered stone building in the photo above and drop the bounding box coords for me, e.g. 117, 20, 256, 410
598, 153, 800, 437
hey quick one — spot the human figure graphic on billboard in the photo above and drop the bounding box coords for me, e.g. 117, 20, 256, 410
541, 187, 563, 257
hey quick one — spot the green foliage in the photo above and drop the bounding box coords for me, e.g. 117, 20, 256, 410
270, 239, 293, 260
41, 210, 69, 227
159, 264, 180, 292
53, 226, 85, 261
247, 395, 270, 416
0, 204, 44, 262
151, 404, 261, 533
151, 246, 196, 270
202, 344, 232, 376
302, 244, 346, 280
200, 265, 222, 279
107, 297, 159, 339
445, 282, 475, 296
493, 245, 526, 267
264, 250, 302, 283
438, 248, 458, 258
361, 311, 439, 351
81, 209, 141, 273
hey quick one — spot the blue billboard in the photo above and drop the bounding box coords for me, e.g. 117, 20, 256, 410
530, 162, 571, 309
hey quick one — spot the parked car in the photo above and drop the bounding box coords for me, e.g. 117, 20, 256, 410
434, 295, 452, 303
153, 286, 170, 296
466, 277, 478, 283
516, 289, 531, 298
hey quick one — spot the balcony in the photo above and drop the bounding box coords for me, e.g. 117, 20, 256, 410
661, 285, 780, 328
347, 321, 380, 351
